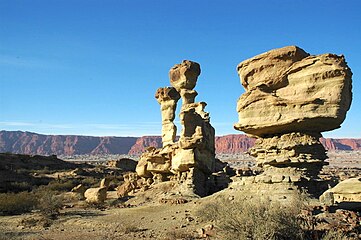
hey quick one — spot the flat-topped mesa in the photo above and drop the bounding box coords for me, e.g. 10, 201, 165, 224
234, 46, 353, 194
155, 87, 180, 146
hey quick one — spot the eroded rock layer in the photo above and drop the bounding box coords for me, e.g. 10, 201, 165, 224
135, 60, 215, 196
234, 46, 353, 194
235, 46, 352, 137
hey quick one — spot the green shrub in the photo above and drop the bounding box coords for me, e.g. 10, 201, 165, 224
0, 192, 37, 215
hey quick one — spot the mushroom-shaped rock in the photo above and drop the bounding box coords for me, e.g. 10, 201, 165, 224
169, 60, 201, 91
234, 46, 352, 137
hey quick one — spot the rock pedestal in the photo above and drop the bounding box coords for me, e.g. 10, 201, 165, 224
136, 60, 215, 197
234, 46, 352, 195
155, 87, 180, 146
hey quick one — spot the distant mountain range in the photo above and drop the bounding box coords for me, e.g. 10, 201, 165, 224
0, 130, 360, 156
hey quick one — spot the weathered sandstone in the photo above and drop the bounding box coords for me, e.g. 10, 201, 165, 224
84, 177, 111, 204
320, 177, 361, 210
135, 60, 216, 196
234, 46, 353, 195
235, 46, 352, 137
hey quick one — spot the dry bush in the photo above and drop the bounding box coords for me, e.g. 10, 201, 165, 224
0, 191, 37, 215
112, 223, 143, 234
163, 229, 198, 240
196, 194, 305, 240
321, 230, 349, 240
81, 177, 101, 188
46, 179, 77, 192
20, 215, 53, 228
33, 188, 64, 218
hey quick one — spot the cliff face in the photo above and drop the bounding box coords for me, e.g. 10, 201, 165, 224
0, 131, 137, 155
128, 136, 163, 155
215, 134, 256, 154
320, 138, 361, 151
0, 131, 360, 156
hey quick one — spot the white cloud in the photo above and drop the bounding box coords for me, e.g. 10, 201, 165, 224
0, 121, 161, 137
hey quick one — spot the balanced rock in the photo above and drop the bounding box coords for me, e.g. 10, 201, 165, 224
235, 46, 352, 137
234, 46, 353, 195
169, 60, 200, 91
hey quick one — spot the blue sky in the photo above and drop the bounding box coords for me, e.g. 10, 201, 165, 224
0, 0, 360, 137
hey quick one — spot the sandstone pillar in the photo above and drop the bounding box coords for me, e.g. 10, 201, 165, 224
155, 87, 180, 146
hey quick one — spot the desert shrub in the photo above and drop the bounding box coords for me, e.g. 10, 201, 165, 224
119, 223, 142, 234
46, 179, 76, 192
164, 229, 198, 240
9, 181, 33, 192
0, 191, 37, 215
20, 215, 53, 228
321, 230, 350, 240
33, 188, 64, 218
195, 195, 305, 240
81, 177, 101, 188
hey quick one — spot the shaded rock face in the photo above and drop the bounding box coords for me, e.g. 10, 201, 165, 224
234, 46, 353, 194
136, 60, 215, 196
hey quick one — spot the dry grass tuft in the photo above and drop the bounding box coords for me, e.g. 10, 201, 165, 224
195, 193, 306, 240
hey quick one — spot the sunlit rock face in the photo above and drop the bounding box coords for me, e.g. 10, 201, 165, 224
234, 46, 352, 137
155, 87, 180, 146
135, 60, 215, 196
234, 46, 353, 194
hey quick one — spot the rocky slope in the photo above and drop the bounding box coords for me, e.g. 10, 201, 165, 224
0, 131, 360, 156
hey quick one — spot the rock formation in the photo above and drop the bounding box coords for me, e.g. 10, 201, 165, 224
84, 177, 112, 204
135, 60, 216, 196
106, 158, 137, 171
234, 46, 353, 194
320, 177, 361, 210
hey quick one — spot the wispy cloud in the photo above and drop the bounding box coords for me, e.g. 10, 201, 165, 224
0, 54, 62, 69
0, 121, 161, 137
0, 121, 36, 126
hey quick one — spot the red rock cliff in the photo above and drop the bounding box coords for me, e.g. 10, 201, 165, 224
1, 131, 360, 156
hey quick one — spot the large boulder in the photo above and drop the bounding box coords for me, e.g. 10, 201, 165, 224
234, 46, 352, 137
320, 178, 361, 209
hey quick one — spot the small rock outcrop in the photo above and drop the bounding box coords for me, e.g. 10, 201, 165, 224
84, 177, 112, 204
135, 60, 216, 196
106, 158, 137, 171
320, 177, 361, 210
234, 46, 353, 195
